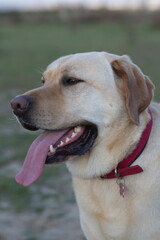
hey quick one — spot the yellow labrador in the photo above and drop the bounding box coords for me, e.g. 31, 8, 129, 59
11, 52, 160, 240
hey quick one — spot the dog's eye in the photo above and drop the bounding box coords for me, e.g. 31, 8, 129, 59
62, 77, 83, 86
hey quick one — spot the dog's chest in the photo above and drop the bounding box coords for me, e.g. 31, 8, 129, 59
73, 178, 133, 239
73, 175, 160, 240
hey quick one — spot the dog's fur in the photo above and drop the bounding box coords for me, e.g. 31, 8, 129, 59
16, 52, 160, 239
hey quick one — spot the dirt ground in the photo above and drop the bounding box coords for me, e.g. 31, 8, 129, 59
0, 162, 85, 240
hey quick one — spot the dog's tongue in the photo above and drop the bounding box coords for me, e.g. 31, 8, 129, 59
15, 129, 69, 186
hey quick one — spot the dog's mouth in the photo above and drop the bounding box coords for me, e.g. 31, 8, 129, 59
15, 123, 98, 186
46, 125, 97, 164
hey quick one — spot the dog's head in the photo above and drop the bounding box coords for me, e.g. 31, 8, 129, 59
11, 52, 154, 185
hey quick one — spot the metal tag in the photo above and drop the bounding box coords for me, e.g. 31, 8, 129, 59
115, 167, 125, 198
119, 182, 125, 198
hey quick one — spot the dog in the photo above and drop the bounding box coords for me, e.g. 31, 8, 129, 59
11, 52, 160, 240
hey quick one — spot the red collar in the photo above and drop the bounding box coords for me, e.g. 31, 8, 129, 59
101, 108, 153, 179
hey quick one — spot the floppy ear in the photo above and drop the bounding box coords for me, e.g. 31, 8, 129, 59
111, 55, 154, 125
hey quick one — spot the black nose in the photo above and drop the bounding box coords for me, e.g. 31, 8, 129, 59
10, 95, 30, 116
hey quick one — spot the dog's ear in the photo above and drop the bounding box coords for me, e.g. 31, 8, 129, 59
111, 55, 154, 124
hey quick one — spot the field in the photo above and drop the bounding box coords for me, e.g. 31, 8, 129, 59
0, 20, 160, 240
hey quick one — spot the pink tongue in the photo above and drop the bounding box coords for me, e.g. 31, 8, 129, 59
15, 129, 69, 186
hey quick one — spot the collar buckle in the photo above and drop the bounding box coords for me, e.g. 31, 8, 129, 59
115, 167, 120, 178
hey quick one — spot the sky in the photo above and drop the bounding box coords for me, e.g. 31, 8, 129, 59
0, 0, 160, 11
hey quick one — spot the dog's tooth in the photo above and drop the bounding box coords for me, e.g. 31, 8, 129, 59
57, 141, 64, 147
74, 126, 82, 133
49, 145, 55, 153
71, 132, 77, 138
66, 137, 70, 143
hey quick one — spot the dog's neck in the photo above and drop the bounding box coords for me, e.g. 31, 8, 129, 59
101, 108, 153, 179
67, 108, 152, 180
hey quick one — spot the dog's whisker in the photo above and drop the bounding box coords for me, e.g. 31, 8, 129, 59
8, 116, 18, 124
33, 66, 45, 75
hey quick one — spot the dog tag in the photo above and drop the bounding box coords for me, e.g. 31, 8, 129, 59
119, 182, 125, 198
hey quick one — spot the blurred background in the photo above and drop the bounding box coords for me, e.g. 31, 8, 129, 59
0, 0, 160, 239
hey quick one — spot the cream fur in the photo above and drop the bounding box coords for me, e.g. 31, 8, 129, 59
20, 52, 160, 239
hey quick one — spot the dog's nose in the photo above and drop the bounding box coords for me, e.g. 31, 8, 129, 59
10, 95, 30, 115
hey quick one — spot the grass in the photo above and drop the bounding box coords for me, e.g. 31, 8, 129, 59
0, 176, 31, 212
0, 21, 160, 212
1, 22, 160, 94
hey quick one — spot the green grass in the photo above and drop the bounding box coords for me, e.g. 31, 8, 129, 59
0, 21, 160, 213
1, 22, 160, 96
0, 176, 31, 212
